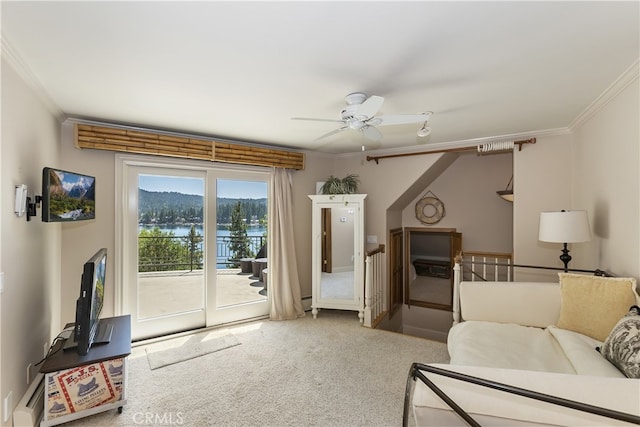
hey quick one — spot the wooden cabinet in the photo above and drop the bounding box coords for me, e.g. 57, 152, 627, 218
404, 228, 461, 311
309, 194, 367, 322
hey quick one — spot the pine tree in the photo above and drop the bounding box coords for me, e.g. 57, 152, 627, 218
228, 201, 252, 264
184, 225, 203, 271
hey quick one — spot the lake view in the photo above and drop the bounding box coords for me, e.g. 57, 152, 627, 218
139, 224, 267, 268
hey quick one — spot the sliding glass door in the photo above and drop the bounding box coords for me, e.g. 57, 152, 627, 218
119, 157, 270, 341
212, 178, 269, 324
125, 165, 207, 340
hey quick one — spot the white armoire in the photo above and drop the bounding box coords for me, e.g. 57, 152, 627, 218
308, 194, 367, 322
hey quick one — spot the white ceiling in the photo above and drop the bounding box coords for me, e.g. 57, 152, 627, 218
2, 1, 639, 154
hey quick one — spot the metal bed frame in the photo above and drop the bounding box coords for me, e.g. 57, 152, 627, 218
403, 363, 640, 426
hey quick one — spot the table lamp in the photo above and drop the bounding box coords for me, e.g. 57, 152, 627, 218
538, 210, 591, 272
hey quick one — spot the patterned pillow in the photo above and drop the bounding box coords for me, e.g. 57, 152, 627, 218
599, 305, 640, 378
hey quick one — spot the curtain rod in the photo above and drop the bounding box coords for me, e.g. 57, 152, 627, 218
366, 138, 536, 164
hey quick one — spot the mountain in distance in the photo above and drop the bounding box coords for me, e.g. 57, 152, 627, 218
67, 180, 95, 199
47, 169, 96, 220
138, 189, 203, 211
48, 169, 95, 200
138, 189, 266, 224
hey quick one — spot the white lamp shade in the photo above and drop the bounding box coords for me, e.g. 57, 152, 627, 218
538, 210, 591, 243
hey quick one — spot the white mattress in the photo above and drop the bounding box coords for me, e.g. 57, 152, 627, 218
448, 321, 576, 373
448, 321, 625, 377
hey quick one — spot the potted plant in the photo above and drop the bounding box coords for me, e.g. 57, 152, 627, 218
320, 174, 360, 195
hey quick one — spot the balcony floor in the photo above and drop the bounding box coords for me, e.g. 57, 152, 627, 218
138, 268, 266, 319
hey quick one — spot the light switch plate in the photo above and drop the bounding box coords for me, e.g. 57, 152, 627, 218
367, 235, 378, 244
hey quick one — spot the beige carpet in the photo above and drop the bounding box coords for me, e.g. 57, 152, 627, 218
65, 310, 450, 427
146, 330, 241, 370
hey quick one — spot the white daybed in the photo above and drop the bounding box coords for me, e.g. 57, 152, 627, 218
408, 269, 640, 426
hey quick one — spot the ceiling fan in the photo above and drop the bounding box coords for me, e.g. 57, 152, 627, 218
292, 92, 433, 142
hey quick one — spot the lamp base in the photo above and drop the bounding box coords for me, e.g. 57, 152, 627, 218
559, 243, 571, 273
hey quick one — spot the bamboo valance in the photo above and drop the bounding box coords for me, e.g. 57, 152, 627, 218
74, 123, 305, 170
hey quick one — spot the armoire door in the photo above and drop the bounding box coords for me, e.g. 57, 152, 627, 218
309, 194, 367, 322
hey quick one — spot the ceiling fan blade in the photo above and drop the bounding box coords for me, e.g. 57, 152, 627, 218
355, 95, 384, 120
314, 126, 349, 141
374, 112, 432, 126
292, 117, 344, 123
362, 125, 383, 142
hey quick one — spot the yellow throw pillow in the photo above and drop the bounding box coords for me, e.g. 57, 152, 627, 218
556, 273, 637, 341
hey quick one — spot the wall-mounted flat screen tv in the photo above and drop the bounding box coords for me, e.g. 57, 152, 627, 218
41, 167, 96, 222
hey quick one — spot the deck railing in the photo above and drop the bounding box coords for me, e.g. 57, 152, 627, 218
138, 234, 265, 272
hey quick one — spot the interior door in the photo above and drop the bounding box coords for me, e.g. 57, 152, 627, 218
388, 228, 403, 318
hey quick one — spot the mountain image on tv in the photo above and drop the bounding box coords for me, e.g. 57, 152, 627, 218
47, 169, 96, 220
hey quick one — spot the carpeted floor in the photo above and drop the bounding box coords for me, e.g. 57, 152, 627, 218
65, 310, 450, 427
145, 330, 241, 370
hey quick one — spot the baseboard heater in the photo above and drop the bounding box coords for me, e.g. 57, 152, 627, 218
13, 373, 45, 427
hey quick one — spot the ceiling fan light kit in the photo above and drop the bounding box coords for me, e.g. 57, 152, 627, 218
293, 92, 433, 144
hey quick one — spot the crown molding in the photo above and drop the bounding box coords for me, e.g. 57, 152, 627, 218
569, 58, 640, 132
1, 33, 65, 121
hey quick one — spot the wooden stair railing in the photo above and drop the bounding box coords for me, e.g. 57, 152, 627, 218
364, 244, 386, 328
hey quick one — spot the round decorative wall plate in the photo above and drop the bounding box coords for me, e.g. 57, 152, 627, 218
415, 193, 445, 225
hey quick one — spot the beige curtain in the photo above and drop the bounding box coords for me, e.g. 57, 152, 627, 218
270, 168, 305, 320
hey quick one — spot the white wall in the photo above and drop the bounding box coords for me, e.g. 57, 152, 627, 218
513, 133, 573, 281
402, 151, 513, 253
288, 151, 335, 299
1, 58, 61, 427
333, 152, 447, 248
58, 122, 118, 325
572, 77, 639, 278
513, 70, 639, 281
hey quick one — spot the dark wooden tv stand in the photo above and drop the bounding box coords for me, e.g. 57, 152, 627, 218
39, 315, 131, 426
